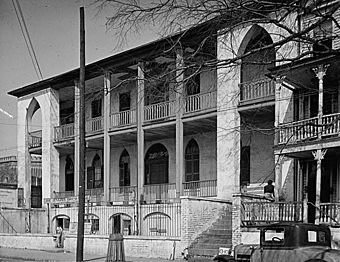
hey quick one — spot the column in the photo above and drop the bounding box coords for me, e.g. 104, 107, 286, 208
312, 149, 327, 224
313, 64, 329, 139
274, 155, 283, 202
175, 47, 184, 198
137, 62, 145, 204
103, 72, 111, 203
41, 88, 60, 201
74, 80, 80, 196
274, 77, 283, 145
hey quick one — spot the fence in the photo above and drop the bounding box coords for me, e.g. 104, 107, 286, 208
241, 201, 303, 225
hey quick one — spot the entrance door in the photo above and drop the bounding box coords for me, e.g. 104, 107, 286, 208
306, 161, 317, 223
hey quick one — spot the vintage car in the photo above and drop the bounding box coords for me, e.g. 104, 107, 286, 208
214, 223, 340, 262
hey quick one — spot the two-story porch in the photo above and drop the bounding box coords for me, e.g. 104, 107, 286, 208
240, 55, 340, 229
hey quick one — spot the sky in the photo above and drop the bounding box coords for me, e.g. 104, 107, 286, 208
0, 0, 158, 157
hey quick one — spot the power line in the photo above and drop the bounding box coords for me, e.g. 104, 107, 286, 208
12, 0, 43, 81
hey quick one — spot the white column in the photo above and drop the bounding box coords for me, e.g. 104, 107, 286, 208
74, 80, 80, 196
137, 63, 145, 203
312, 149, 327, 224
17, 99, 31, 207
175, 47, 184, 198
103, 72, 111, 203
313, 64, 328, 139
41, 88, 60, 201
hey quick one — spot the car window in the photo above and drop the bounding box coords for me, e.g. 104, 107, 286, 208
264, 228, 285, 245
306, 230, 328, 246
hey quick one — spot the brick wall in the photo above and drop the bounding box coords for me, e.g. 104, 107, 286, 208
180, 196, 232, 254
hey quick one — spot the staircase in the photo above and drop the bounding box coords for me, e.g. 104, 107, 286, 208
188, 208, 232, 261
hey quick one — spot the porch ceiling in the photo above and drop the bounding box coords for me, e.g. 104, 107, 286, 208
110, 131, 137, 147
184, 115, 217, 136
268, 55, 340, 91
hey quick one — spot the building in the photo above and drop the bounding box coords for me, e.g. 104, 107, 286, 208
3, 0, 340, 259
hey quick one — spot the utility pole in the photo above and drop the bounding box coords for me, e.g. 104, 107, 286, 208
76, 6, 86, 262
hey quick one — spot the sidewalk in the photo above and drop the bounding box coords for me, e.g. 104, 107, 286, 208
0, 247, 187, 261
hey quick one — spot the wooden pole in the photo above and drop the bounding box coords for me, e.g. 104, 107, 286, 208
76, 6, 86, 262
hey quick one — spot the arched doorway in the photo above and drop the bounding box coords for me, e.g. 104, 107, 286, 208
185, 139, 200, 182
119, 150, 130, 187
239, 25, 275, 83
109, 213, 133, 235
145, 143, 169, 185
65, 157, 74, 192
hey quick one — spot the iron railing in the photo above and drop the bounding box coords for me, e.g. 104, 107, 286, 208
143, 183, 177, 204
109, 186, 137, 204
182, 179, 217, 197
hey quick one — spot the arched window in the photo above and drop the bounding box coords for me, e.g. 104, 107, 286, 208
65, 157, 74, 191
185, 139, 199, 182
119, 150, 130, 187
145, 143, 169, 185
87, 154, 103, 189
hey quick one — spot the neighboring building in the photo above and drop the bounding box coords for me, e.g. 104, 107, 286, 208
5, 0, 340, 258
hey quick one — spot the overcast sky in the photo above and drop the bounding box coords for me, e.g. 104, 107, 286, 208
0, 0, 158, 157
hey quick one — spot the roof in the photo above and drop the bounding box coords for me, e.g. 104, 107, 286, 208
8, 21, 217, 98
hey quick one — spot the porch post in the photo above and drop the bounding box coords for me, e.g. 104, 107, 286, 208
175, 47, 184, 198
274, 154, 283, 201
312, 149, 327, 224
274, 76, 284, 144
74, 80, 80, 196
137, 62, 145, 222
313, 64, 328, 139
103, 72, 111, 203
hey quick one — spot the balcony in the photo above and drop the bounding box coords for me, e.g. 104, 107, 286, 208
185, 91, 217, 114
143, 183, 177, 204
239, 78, 275, 105
277, 112, 340, 145
110, 110, 136, 129
109, 186, 137, 204
28, 130, 42, 148
54, 123, 74, 142
85, 116, 104, 134
182, 179, 217, 197
144, 100, 176, 122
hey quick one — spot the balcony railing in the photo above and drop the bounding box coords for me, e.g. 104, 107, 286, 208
110, 110, 136, 128
319, 203, 340, 226
277, 112, 340, 144
86, 116, 104, 134
143, 183, 177, 204
185, 91, 217, 113
54, 123, 74, 141
182, 179, 217, 197
239, 78, 275, 103
144, 100, 176, 121
109, 186, 137, 204
28, 130, 42, 148
242, 201, 303, 225
53, 191, 74, 199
